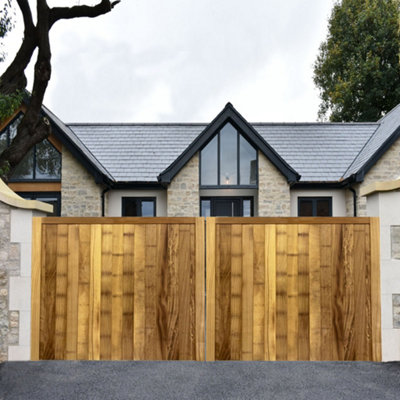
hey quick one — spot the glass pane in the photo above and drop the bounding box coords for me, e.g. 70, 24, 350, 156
9, 116, 22, 140
35, 139, 61, 180
239, 135, 257, 185
299, 199, 313, 216
0, 130, 7, 154
123, 198, 138, 216
243, 199, 252, 217
201, 200, 211, 217
11, 147, 34, 180
220, 123, 237, 185
316, 199, 331, 216
200, 135, 218, 185
141, 200, 155, 217
35, 197, 60, 217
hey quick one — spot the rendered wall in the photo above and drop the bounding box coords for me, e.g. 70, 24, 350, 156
367, 190, 400, 361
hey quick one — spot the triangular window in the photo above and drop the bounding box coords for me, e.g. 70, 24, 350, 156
200, 122, 257, 187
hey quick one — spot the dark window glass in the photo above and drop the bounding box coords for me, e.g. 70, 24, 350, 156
243, 199, 252, 217
200, 122, 258, 188
200, 197, 253, 217
35, 139, 61, 179
11, 148, 34, 180
220, 123, 238, 185
18, 192, 61, 216
201, 199, 211, 217
122, 197, 156, 217
200, 135, 218, 185
298, 197, 332, 217
0, 131, 7, 153
239, 135, 257, 185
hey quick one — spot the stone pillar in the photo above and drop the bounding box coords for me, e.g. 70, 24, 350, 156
61, 147, 103, 216
258, 152, 290, 217
167, 153, 199, 217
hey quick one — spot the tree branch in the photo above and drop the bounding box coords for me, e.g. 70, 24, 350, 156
49, 0, 121, 27
16, 0, 35, 33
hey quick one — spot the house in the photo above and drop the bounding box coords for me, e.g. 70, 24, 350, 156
1, 102, 400, 219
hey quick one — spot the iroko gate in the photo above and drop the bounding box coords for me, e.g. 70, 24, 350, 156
31, 217, 381, 361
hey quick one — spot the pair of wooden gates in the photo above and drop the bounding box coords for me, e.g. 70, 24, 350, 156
31, 217, 381, 361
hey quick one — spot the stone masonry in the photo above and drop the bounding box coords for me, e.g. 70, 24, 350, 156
0, 202, 20, 361
167, 153, 199, 217
258, 152, 291, 216
61, 147, 103, 216
392, 226, 400, 260
357, 136, 400, 216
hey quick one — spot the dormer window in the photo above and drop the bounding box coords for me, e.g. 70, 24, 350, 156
200, 122, 257, 187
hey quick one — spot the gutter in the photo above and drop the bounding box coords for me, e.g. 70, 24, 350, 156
348, 186, 357, 217
101, 186, 111, 217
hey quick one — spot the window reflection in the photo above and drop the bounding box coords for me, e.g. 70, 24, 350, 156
201, 135, 218, 185
220, 123, 237, 185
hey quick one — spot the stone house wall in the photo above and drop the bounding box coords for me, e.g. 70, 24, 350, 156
61, 147, 103, 217
167, 153, 199, 217
258, 152, 291, 217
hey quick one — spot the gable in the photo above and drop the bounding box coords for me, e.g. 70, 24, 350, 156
157, 103, 300, 185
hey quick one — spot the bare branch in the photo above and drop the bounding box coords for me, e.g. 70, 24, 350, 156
16, 0, 35, 33
49, 0, 121, 27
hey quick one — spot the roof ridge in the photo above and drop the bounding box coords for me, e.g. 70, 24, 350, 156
341, 123, 381, 179
377, 103, 400, 122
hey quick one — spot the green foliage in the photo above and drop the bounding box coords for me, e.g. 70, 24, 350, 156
0, 90, 23, 122
313, 0, 400, 122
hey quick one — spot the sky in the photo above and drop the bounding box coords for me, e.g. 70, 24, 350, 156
2, 0, 335, 123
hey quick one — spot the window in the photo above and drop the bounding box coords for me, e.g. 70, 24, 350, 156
200, 122, 257, 187
298, 197, 332, 217
122, 197, 156, 217
200, 197, 253, 217
18, 192, 61, 216
0, 114, 61, 181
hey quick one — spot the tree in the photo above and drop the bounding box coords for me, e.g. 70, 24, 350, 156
313, 0, 400, 122
0, 0, 121, 180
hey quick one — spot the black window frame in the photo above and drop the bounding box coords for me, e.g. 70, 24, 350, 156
121, 197, 157, 217
199, 121, 258, 189
0, 113, 61, 183
297, 197, 333, 217
200, 196, 254, 217
17, 192, 61, 216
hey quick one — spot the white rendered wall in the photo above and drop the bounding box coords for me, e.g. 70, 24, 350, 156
367, 191, 400, 361
290, 189, 347, 217
8, 209, 46, 361
107, 189, 167, 217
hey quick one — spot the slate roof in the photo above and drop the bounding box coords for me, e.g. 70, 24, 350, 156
67, 122, 378, 183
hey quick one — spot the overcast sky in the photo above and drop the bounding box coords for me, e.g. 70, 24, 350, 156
2, 0, 334, 123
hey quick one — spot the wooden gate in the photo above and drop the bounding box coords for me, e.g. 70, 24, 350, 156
206, 217, 381, 361
32, 217, 381, 361
31, 218, 205, 361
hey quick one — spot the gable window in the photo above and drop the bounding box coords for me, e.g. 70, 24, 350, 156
0, 115, 61, 181
122, 197, 156, 217
298, 197, 332, 217
200, 122, 257, 187
200, 197, 253, 217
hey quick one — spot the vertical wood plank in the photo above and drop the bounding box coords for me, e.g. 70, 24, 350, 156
100, 225, 112, 360
215, 224, 231, 360
31, 218, 43, 361
145, 224, 161, 360
287, 224, 298, 361
230, 224, 242, 361
121, 225, 135, 360
265, 224, 276, 361
242, 224, 254, 360
54, 225, 68, 360
309, 224, 321, 361
364, 224, 372, 361
65, 225, 79, 360
320, 225, 333, 360
89, 225, 102, 360
276, 225, 287, 360
343, 224, 355, 360
253, 225, 265, 360
133, 225, 146, 360
206, 218, 216, 361
297, 225, 309, 360
111, 225, 124, 360
195, 218, 205, 361
77, 225, 91, 360
370, 218, 381, 361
